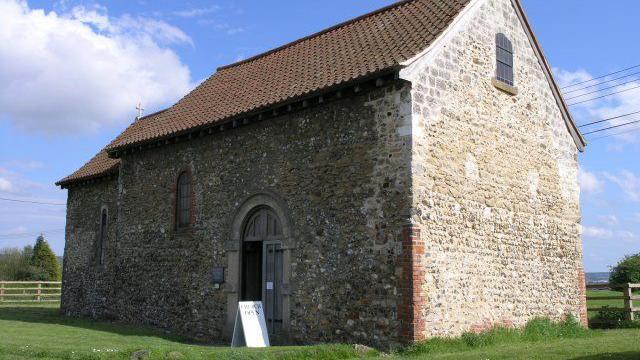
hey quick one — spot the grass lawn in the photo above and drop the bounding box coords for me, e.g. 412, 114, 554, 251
0, 304, 364, 360
1, 304, 639, 359
392, 330, 640, 360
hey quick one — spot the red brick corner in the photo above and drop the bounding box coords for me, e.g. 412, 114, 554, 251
576, 266, 588, 327
399, 224, 426, 343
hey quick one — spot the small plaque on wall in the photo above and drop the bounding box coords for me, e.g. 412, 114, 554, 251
212, 266, 225, 284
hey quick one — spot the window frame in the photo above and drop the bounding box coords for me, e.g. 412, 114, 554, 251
175, 171, 192, 230
97, 207, 107, 266
495, 33, 514, 87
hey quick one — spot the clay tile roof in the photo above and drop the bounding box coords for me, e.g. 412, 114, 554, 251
105, 0, 469, 151
55, 149, 119, 187
59, 0, 470, 186
56, 109, 168, 187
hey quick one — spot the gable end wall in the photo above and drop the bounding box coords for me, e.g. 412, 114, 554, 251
403, 0, 584, 339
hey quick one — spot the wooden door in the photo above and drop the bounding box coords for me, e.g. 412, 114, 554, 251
241, 207, 283, 335
263, 241, 283, 334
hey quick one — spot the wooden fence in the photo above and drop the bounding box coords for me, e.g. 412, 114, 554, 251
0, 281, 61, 303
586, 283, 639, 322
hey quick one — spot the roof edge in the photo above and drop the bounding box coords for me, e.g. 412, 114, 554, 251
217, 0, 416, 71
511, 0, 586, 151
400, 0, 482, 72
55, 164, 119, 188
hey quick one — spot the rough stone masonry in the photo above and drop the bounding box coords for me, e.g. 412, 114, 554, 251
62, 85, 414, 348
58, 0, 586, 350
399, 0, 585, 340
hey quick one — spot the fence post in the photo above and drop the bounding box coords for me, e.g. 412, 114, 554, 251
36, 282, 41, 302
0, 282, 4, 302
623, 283, 634, 322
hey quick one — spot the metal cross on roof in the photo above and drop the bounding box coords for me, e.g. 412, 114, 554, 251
136, 102, 145, 119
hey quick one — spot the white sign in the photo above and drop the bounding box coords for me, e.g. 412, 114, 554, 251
231, 301, 270, 347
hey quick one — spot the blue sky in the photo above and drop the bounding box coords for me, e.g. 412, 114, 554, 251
0, 0, 638, 272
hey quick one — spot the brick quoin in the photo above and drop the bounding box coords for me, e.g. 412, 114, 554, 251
399, 224, 426, 343
576, 266, 588, 327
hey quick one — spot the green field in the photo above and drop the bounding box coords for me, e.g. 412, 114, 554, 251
587, 289, 625, 308
0, 304, 639, 359
586, 289, 637, 320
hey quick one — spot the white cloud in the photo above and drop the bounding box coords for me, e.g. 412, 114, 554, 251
582, 223, 638, 243
554, 68, 640, 144
0, 177, 13, 192
598, 215, 618, 226
554, 68, 592, 89
173, 6, 220, 18
603, 170, 640, 201
0, 0, 193, 135
67, 4, 193, 46
606, 143, 625, 152
4, 226, 28, 235
0, 166, 54, 197
579, 168, 604, 193
196, 19, 246, 35
3, 160, 44, 171
582, 225, 613, 240
617, 231, 637, 243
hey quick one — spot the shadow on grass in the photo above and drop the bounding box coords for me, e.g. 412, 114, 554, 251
0, 305, 203, 344
571, 352, 640, 360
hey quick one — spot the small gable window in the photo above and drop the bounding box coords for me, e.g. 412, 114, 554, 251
176, 171, 191, 229
495, 33, 514, 86
98, 208, 107, 266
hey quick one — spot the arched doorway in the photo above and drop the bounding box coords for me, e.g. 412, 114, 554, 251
240, 207, 284, 335
226, 193, 293, 339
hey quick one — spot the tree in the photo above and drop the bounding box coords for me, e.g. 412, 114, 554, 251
609, 252, 640, 285
0, 248, 27, 280
0, 245, 39, 281
30, 235, 61, 281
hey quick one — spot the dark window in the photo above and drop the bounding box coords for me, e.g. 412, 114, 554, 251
98, 209, 107, 265
176, 171, 191, 229
496, 33, 514, 86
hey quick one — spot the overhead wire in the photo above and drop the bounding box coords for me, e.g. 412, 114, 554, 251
588, 125, 640, 141
0, 229, 65, 239
578, 110, 640, 128
564, 78, 640, 101
0, 197, 66, 206
567, 84, 640, 106
563, 71, 640, 94
561, 64, 640, 89
582, 117, 640, 135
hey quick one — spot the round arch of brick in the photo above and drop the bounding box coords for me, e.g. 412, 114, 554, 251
224, 191, 295, 339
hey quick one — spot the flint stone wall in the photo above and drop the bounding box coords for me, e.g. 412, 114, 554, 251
62, 83, 413, 349
402, 0, 584, 338
61, 178, 118, 318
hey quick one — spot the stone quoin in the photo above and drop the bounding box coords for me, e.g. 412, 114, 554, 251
56, 0, 587, 349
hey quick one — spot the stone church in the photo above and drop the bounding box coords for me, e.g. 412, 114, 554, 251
57, 0, 587, 348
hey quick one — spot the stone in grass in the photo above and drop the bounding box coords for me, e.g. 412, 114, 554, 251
166, 351, 185, 359
130, 349, 150, 360
354, 344, 375, 354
